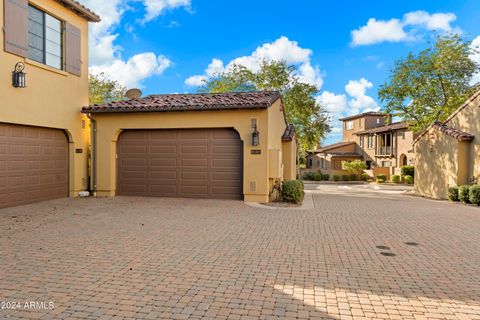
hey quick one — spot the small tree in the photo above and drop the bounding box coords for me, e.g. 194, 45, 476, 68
89, 72, 126, 105
379, 35, 479, 132
341, 160, 367, 175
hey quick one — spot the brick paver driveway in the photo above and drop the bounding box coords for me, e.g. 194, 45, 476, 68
1, 186, 479, 320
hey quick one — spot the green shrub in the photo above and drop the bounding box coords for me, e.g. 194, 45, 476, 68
313, 172, 322, 181
360, 173, 370, 181
401, 165, 414, 177
350, 174, 358, 181
391, 175, 400, 183
468, 185, 480, 205
376, 178, 385, 183
322, 174, 330, 181
333, 175, 340, 181
282, 180, 304, 204
448, 186, 459, 202
302, 172, 315, 181
341, 160, 367, 175
404, 175, 413, 185
376, 174, 387, 181
342, 175, 350, 181
458, 185, 470, 203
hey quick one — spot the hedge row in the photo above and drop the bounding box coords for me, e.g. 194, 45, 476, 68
448, 185, 480, 205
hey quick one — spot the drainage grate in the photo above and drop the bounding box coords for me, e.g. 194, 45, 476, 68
376, 245, 390, 250
405, 242, 419, 246
380, 252, 396, 257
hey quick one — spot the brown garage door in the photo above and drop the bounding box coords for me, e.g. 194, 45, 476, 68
0, 123, 69, 209
117, 128, 243, 199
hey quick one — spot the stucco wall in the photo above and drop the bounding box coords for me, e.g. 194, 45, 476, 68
0, 0, 90, 196
414, 131, 460, 199
90, 103, 295, 203
446, 93, 480, 183
415, 91, 480, 199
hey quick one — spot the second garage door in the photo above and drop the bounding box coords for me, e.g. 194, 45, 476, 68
117, 128, 243, 199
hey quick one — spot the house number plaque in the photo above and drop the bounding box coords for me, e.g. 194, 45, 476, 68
251, 149, 261, 155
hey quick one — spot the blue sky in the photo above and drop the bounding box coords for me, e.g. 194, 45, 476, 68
80, 0, 480, 144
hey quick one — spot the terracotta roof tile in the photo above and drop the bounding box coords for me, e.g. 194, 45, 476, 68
339, 111, 387, 121
432, 122, 474, 141
282, 124, 295, 141
355, 122, 409, 135
82, 91, 281, 114
54, 0, 100, 22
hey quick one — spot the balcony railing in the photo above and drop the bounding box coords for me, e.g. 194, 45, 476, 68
376, 146, 394, 156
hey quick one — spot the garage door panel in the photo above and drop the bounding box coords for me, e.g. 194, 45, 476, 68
0, 123, 68, 208
118, 128, 242, 199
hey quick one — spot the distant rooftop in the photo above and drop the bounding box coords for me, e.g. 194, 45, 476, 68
339, 111, 388, 122
355, 122, 409, 135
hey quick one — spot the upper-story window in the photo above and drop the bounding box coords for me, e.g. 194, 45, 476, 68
367, 135, 374, 149
28, 5, 63, 70
345, 121, 354, 130
376, 118, 380, 125
358, 118, 363, 128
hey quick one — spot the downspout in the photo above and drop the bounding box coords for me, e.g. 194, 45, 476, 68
86, 113, 97, 196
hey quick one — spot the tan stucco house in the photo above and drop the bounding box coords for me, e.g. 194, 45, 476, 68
82, 92, 297, 203
307, 111, 415, 178
414, 90, 480, 199
0, 1, 295, 209
0, 0, 99, 208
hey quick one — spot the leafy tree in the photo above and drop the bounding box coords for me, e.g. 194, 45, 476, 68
89, 72, 126, 105
199, 60, 331, 152
341, 160, 367, 175
379, 35, 479, 132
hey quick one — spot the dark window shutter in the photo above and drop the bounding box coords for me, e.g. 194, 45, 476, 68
65, 22, 81, 76
4, 0, 28, 57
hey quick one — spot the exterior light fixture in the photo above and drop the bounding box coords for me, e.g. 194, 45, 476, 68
252, 124, 260, 146
12, 62, 26, 88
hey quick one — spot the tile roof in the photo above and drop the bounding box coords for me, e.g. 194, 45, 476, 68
339, 111, 388, 122
82, 91, 281, 114
282, 124, 295, 141
413, 89, 480, 145
54, 0, 100, 22
330, 152, 363, 158
355, 122, 409, 135
431, 122, 474, 141
313, 141, 356, 153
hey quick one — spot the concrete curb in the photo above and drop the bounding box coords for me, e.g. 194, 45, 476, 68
245, 191, 315, 211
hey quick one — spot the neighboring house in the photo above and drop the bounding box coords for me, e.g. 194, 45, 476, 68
0, 0, 99, 208
82, 92, 297, 203
307, 111, 415, 177
414, 90, 480, 199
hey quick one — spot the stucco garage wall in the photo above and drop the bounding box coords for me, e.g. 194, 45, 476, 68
415, 132, 459, 199
92, 108, 275, 202
0, 0, 90, 196
446, 94, 480, 183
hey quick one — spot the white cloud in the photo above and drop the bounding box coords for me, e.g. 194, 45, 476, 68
184, 75, 208, 87
352, 18, 408, 46
403, 11, 457, 32
317, 78, 380, 144
345, 78, 380, 114
89, 53, 172, 88
316, 91, 347, 113
78, 0, 185, 88
142, 0, 191, 23
470, 36, 480, 85
351, 10, 460, 46
185, 36, 323, 88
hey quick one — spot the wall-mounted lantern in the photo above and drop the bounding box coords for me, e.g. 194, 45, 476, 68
252, 124, 260, 146
12, 62, 26, 88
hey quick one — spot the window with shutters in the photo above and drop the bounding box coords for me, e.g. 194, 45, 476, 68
28, 5, 63, 70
